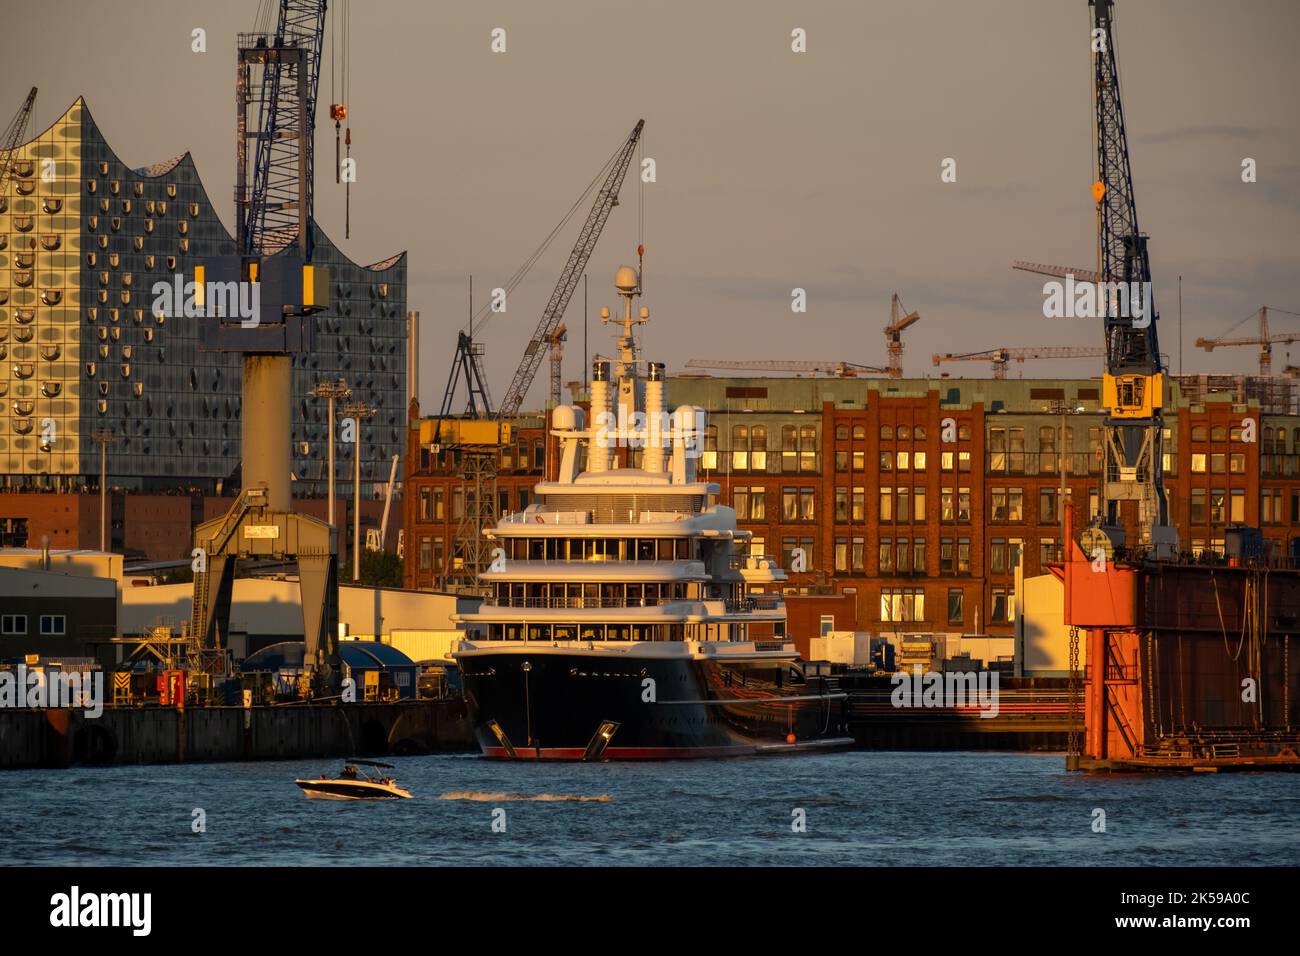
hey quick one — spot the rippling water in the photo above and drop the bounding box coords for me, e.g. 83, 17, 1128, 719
3, 752, 1297, 866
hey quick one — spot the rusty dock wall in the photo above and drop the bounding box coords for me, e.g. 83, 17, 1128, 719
0, 700, 476, 769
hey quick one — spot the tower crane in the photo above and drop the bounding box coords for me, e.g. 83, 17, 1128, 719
686, 359, 889, 378
548, 323, 568, 408
932, 346, 1105, 379
885, 294, 920, 378
1195, 306, 1300, 377
1088, 0, 1176, 557
0, 88, 37, 198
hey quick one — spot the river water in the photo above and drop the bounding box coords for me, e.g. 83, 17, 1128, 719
3, 751, 1297, 866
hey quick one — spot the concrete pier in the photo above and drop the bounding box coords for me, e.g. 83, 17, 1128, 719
0, 700, 476, 769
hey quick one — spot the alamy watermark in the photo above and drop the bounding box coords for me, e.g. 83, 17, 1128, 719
592, 407, 707, 457
0, 666, 104, 718
890, 666, 1000, 718
151, 273, 260, 327
1042, 276, 1152, 328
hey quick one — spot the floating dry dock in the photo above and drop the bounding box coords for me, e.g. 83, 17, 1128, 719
1061, 523, 1300, 772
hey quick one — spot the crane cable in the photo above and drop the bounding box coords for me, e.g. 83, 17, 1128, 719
465, 138, 628, 339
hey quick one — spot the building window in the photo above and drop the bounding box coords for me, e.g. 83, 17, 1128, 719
912, 538, 926, 573
750, 487, 766, 520
782, 487, 798, 521
732, 424, 750, 471
878, 538, 893, 572
1210, 488, 1227, 525
851, 537, 865, 572
1, 615, 27, 635
852, 487, 866, 522
940, 538, 954, 573
734, 487, 751, 520
879, 487, 893, 522
990, 588, 1014, 623
702, 425, 719, 471
947, 588, 964, 624
913, 487, 926, 521
418, 488, 431, 521
1191, 453, 1206, 474
419, 537, 432, 571
834, 537, 848, 572
958, 538, 972, 574
834, 488, 849, 522
751, 426, 768, 471
1039, 488, 1057, 525
880, 588, 925, 623
1191, 488, 1207, 524
1230, 489, 1246, 523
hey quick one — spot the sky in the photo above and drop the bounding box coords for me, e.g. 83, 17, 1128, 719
6, 0, 1299, 409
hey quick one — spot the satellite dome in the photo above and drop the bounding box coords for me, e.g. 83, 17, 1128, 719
614, 266, 638, 292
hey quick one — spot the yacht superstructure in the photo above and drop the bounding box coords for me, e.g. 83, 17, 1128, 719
451, 266, 850, 759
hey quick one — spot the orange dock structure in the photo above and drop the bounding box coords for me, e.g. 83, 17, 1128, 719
1060, 514, 1300, 772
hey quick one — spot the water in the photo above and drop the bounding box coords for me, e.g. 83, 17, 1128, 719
2, 752, 1297, 866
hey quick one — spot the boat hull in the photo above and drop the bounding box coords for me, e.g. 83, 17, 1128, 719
295, 779, 412, 800
457, 648, 851, 760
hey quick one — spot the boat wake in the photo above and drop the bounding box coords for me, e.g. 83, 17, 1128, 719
439, 791, 614, 803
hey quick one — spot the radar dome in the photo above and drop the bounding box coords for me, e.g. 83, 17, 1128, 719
615, 266, 639, 292
552, 404, 585, 430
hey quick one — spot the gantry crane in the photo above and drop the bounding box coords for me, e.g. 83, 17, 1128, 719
932, 346, 1105, 379
1089, 0, 1176, 557
885, 294, 920, 378
1196, 306, 1300, 377
686, 359, 889, 378
190, 0, 340, 686
0, 87, 37, 198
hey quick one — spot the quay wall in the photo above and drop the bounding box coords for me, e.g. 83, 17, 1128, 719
0, 700, 476, 769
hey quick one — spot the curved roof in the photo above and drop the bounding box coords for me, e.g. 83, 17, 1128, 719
241, 641, 414, 672
22, 97, 405, 276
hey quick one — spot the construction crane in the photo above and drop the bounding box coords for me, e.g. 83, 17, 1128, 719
885, 294, 921, 378
1088, 0, 1176, 557
686, 359, 889, 378
1012, 260, 1103, 284
1195, 306, 1300, 377
424, 121, 643, 592
0, 87, 37, 198
548, 323, 568, 408
496, 119, 645, 420
932, 346, 1105, 379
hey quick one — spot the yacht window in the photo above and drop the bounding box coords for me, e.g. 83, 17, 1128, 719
601, 582, 622, 605
637, 539, 655, 561
627, 583, 644, 606
529, 538, 544, 560
658, 539, 676, 560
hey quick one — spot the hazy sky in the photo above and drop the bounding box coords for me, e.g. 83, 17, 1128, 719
7, 0, 1299, 408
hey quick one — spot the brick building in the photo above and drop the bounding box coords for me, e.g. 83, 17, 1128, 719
402, 374, 1300, 641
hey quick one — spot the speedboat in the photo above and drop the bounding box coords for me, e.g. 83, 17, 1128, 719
295, 759, 412, 800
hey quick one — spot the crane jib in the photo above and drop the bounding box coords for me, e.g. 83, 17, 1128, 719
496, 120, 646, 421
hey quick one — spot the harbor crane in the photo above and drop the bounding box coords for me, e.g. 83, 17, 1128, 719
885, 294, 921, 378
190, 0, 341, 686
686, 359, 889, 378
932, 346, 1105, 379
1195, 306, 1300, 377
1088, 0, 1177, 557
0, 87, 37, 197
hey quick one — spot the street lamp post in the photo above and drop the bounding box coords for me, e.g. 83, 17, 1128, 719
91, 428, 114, 552
309, 380, 352, 527
341, 400, 376, 582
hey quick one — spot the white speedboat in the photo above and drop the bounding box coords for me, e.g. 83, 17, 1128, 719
295, 760, 412, 800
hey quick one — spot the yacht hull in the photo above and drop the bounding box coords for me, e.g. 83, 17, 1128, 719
457, 648, 852, 760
